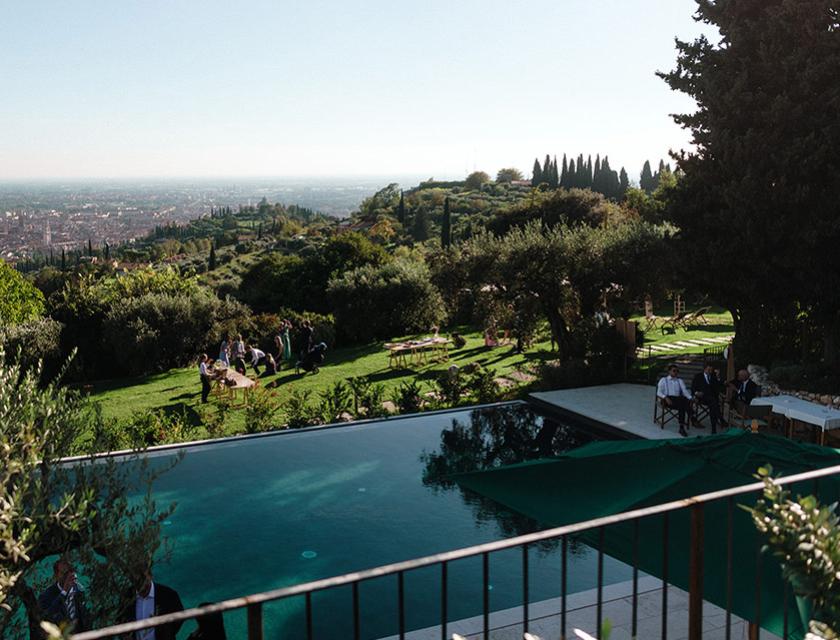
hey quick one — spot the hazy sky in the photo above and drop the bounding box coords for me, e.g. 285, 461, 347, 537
0, 0, 708, 181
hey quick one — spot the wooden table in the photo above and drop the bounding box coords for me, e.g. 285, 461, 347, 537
211, 367, 257, 405
385, 337, 451, 368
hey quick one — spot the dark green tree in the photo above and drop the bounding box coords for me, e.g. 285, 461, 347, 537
618, 168, 630, 198
659, 0, 840, 366
397, 191, 406, 224
640, 160, 655, 193
531, 159, 543, 187
208, 244, 217, 271
60, 249, 65, 271
412, 208, 430, 242
87, 238, 93, 257
104, 242, 110, 260
560, 154, 569, 188
441, 197, 452, 248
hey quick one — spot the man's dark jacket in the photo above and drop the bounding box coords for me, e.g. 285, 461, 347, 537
123, 583, 184, 640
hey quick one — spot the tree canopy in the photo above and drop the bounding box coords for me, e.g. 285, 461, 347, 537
0, 259, 45, 326
660, 0, 840, 367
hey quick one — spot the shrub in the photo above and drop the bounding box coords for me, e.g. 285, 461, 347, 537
0, 259, 45, 325
327, 258, 446, 343
392, 380, 424, 414
244, 388, 280, 433
285, 388, 318, 429
318, 381, 353, 422
436, 370, 464, 406
468, 366, 501, 404
0, 317, 63, 379
348, 376, 388, 418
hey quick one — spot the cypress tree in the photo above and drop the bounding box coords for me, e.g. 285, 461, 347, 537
543, 154, 551, 180
531, 159, 542, 186
441, 197, 452, 248
208, 245, 217, 271
104, 242, 110, 260
560, 154, 569, 188
640, 161, 655, 193
61, 248, 65, 271
619, 168, 630, 198
258, 223, 262, 239
585, 155, 593, 189
87, 238, 93, 257
550, 155, 559, 188
567, 158, 576, 187
397, 191, 406, 224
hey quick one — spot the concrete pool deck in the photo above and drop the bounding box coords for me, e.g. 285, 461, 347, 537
530, 383, 710, 440
378, 577, 779, 640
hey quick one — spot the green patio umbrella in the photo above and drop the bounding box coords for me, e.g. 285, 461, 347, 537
455, 430, 840, 640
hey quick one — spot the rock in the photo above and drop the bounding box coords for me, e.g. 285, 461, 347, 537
821, 395, 833, 406
381, 401, 397, 414
494, 377, 517, 389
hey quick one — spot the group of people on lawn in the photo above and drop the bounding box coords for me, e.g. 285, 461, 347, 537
197, 319, 327, 403
657, 363, 758, 437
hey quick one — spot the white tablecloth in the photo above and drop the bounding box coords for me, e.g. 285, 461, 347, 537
752, 395, 840, 432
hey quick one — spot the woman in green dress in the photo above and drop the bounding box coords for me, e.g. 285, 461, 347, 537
282, 320, 293, 362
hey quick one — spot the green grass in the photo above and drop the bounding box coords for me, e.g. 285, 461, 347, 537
91, 329, 553, 435
630, 306, 734, 355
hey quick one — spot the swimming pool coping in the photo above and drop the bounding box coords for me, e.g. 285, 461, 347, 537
60, 399, 532, 463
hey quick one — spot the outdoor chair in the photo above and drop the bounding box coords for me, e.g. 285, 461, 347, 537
729, 401, 771, 432
683, 305, 712, 328
653, 389, 686, 430
643, 298, 659, 331
660, 311, 689, 334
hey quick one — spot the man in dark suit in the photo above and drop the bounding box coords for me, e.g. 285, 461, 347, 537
37, 559, 90, 634
727, 369, 759, 417
125, 568, 184, 640
692, 362, 723, 433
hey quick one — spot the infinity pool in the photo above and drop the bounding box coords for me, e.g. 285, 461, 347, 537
132, 402, 629, 639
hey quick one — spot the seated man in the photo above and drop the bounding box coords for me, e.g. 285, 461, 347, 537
692, 362, 723, 433
727, 368, 758, 417
657, 365, 693, 437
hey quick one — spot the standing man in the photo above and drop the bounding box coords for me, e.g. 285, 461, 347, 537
692, 362, 723, 433
126, 568, 184, 640
657, 365, 693, 437
245, 345, 267, 376
198, 354, 211, 404
37, 559, 89, 633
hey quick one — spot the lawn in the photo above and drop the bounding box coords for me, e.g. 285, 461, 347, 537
630, 305, 735, 355
91, 329, 554, 435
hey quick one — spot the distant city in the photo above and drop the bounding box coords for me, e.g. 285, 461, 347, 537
0, 176, 431, 260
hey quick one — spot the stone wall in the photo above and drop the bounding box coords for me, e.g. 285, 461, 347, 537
749, 364, 840, 409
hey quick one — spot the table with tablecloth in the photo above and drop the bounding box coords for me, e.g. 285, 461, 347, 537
751, 394, 840, 444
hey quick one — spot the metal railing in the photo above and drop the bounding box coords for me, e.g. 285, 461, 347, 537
71, 463, 840, 640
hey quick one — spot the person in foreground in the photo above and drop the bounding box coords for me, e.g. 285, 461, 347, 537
657, 364, 693, 437
186, 603, 227, 640
124, 567, 184, 640
198, 354, 211, 404
37, 559, 90, 633
692, 362, 724, 433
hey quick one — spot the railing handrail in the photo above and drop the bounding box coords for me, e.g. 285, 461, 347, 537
71, 462, 840, 640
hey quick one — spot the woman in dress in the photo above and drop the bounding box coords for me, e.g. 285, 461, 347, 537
218, 333, 230, 366
274, 326, 285, 364
282, 320, 293, 363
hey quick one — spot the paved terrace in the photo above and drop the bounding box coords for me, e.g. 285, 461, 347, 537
530, 383, 698, 440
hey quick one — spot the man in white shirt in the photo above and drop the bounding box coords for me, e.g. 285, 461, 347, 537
657, 365, 692, 436
198, 354, 211, 404
246, 345, 267, 375
127, 569, 184, 640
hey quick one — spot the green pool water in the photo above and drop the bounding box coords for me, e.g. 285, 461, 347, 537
128, 403, 630, 639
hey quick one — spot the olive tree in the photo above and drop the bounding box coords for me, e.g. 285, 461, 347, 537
0, 351, 174, 637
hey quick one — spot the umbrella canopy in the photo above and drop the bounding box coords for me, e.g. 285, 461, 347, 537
455, 430, 840, 640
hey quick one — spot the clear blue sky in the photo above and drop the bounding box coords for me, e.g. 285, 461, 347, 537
0, 0, 708, 181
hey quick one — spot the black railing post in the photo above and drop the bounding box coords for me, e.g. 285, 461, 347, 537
398, 571, 406, 640
632, 519, 639, 639
305, 592, 313, 640
726, 497, 734, 640
353, 582, 360, 640
441, 561, 448, 640
597, 527, 604, 637
561, 535, 568, 640
688, 503, 704, 640
247, 603, 263, 640
662, 513, 669, 640
483, 552, 490, 639
522, 544, 530, 634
